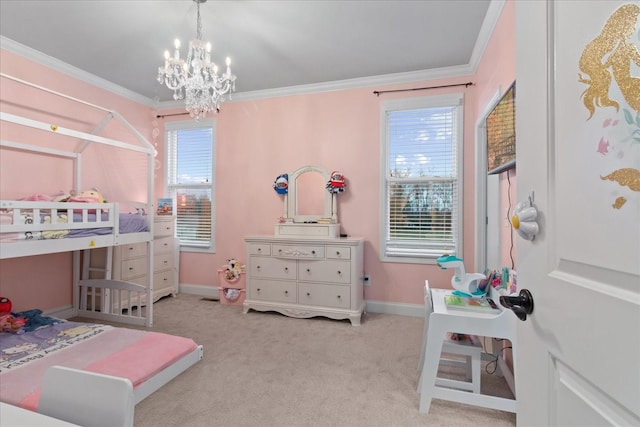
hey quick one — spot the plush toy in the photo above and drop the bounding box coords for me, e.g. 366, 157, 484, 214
223, 258, 244, 282
68, 188, 105, 203
0, 313, 26, 335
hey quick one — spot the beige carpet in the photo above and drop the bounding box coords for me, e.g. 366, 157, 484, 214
77, 293, 516, 427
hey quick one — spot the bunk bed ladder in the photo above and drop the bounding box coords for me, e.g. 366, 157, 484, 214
81, 247, 114, 313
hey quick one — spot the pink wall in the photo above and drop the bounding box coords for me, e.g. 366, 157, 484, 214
472, 0, 517, 270
0, 1, 516, 311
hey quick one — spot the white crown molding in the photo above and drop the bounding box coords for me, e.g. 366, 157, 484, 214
1, 36, 154, 108
468, 0, 505, 74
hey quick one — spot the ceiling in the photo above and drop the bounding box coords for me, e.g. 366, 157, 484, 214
0, 0, 496, 106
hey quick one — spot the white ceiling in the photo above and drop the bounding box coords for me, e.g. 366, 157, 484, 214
0, 0, 496, 106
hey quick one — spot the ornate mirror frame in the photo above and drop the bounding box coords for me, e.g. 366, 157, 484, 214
285, 165, 337, 223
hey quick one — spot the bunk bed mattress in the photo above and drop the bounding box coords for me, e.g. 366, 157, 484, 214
0, 321, 198, 410
0, 212, 148, 242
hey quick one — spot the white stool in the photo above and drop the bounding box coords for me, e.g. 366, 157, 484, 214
417, 280, 483, 394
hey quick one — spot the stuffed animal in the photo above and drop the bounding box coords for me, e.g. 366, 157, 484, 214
223, 258, 244, 282
68, 188, 105, 203
0, 313, 26, 334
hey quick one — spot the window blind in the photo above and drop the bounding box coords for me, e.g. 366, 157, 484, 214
166, 123, 214, 249
383, 101, 461, 260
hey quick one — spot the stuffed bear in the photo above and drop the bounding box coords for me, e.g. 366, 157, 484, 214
223, 258, 244, 282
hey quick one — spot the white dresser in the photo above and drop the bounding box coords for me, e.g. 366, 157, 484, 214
90, 216, 178, 305
243, 236, 365, 325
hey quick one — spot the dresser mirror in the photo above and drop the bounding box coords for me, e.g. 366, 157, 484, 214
276, 165, 339, 238
287, 165, 335, 223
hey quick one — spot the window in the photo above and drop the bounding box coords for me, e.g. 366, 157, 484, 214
165, 119, 215, 252
380, 94, 463, 263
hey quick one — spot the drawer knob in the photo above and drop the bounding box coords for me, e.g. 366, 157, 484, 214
284, 290, 288, 295
336, 251, 340, 256
337, 295, 342, 299
306, 268, 311, 273
257, 266, 261, 270
128, 267, 134, 271
257, 248, 262, 252
307, 292, 311, 296
257, 288, 261, 292
311, 250, 316, 255
128, 247, 133, 251
337, 270, 342, 275
284, 267, 289, 272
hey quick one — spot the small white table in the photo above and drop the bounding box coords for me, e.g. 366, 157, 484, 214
419, 288, 518, 414
0, 402, 80, 426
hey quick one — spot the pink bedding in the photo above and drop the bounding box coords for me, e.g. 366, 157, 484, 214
0, 321, 197, 410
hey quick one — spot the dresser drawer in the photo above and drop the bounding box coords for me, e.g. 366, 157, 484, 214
298, 260, 351, 284
154, 218, 174, 237
153, 269, 174, 291
272, 244, 325, 259
250, 257, 297, 279
326, 246, 351, 260
247, 243, 271, 256
249, 279, 297, 303
118, 257, 148, 280
154, 236, 174, 255
119, 242, 147, 260
298, 283, 351, 309
154, 252, 174, 272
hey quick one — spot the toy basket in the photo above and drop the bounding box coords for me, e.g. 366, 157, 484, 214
217, 269, 246, 306
217, 287, 246, 306
217, 269, 245, 289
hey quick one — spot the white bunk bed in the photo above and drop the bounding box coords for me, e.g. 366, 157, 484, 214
0, 74, 203, 414
0, 73, 156, 326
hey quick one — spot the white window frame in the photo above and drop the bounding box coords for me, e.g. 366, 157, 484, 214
379, 93, 464, 264
164, 119, 216, 253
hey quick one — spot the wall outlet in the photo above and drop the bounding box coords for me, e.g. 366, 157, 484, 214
363, 275, 371, 286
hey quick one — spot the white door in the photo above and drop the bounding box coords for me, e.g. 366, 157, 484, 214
515, 1, 640, 425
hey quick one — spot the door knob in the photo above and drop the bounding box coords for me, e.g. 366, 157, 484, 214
499, 289, 534, 321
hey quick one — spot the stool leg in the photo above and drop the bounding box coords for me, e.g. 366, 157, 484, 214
471, 351, 481, 394
464, 355, 472, 381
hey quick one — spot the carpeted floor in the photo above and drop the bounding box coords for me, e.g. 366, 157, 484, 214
77, 293, 516, 427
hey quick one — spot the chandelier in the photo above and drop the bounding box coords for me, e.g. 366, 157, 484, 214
157, 0, 236, 119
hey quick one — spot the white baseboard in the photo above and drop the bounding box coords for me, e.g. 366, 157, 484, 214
364, 300, 423, 317
44, 305, 75, 319
179, 283, 219, 300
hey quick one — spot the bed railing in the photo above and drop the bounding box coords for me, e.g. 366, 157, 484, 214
77, 279, 148, 326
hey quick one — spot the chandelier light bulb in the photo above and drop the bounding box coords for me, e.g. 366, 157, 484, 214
157, 0, 236, 120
